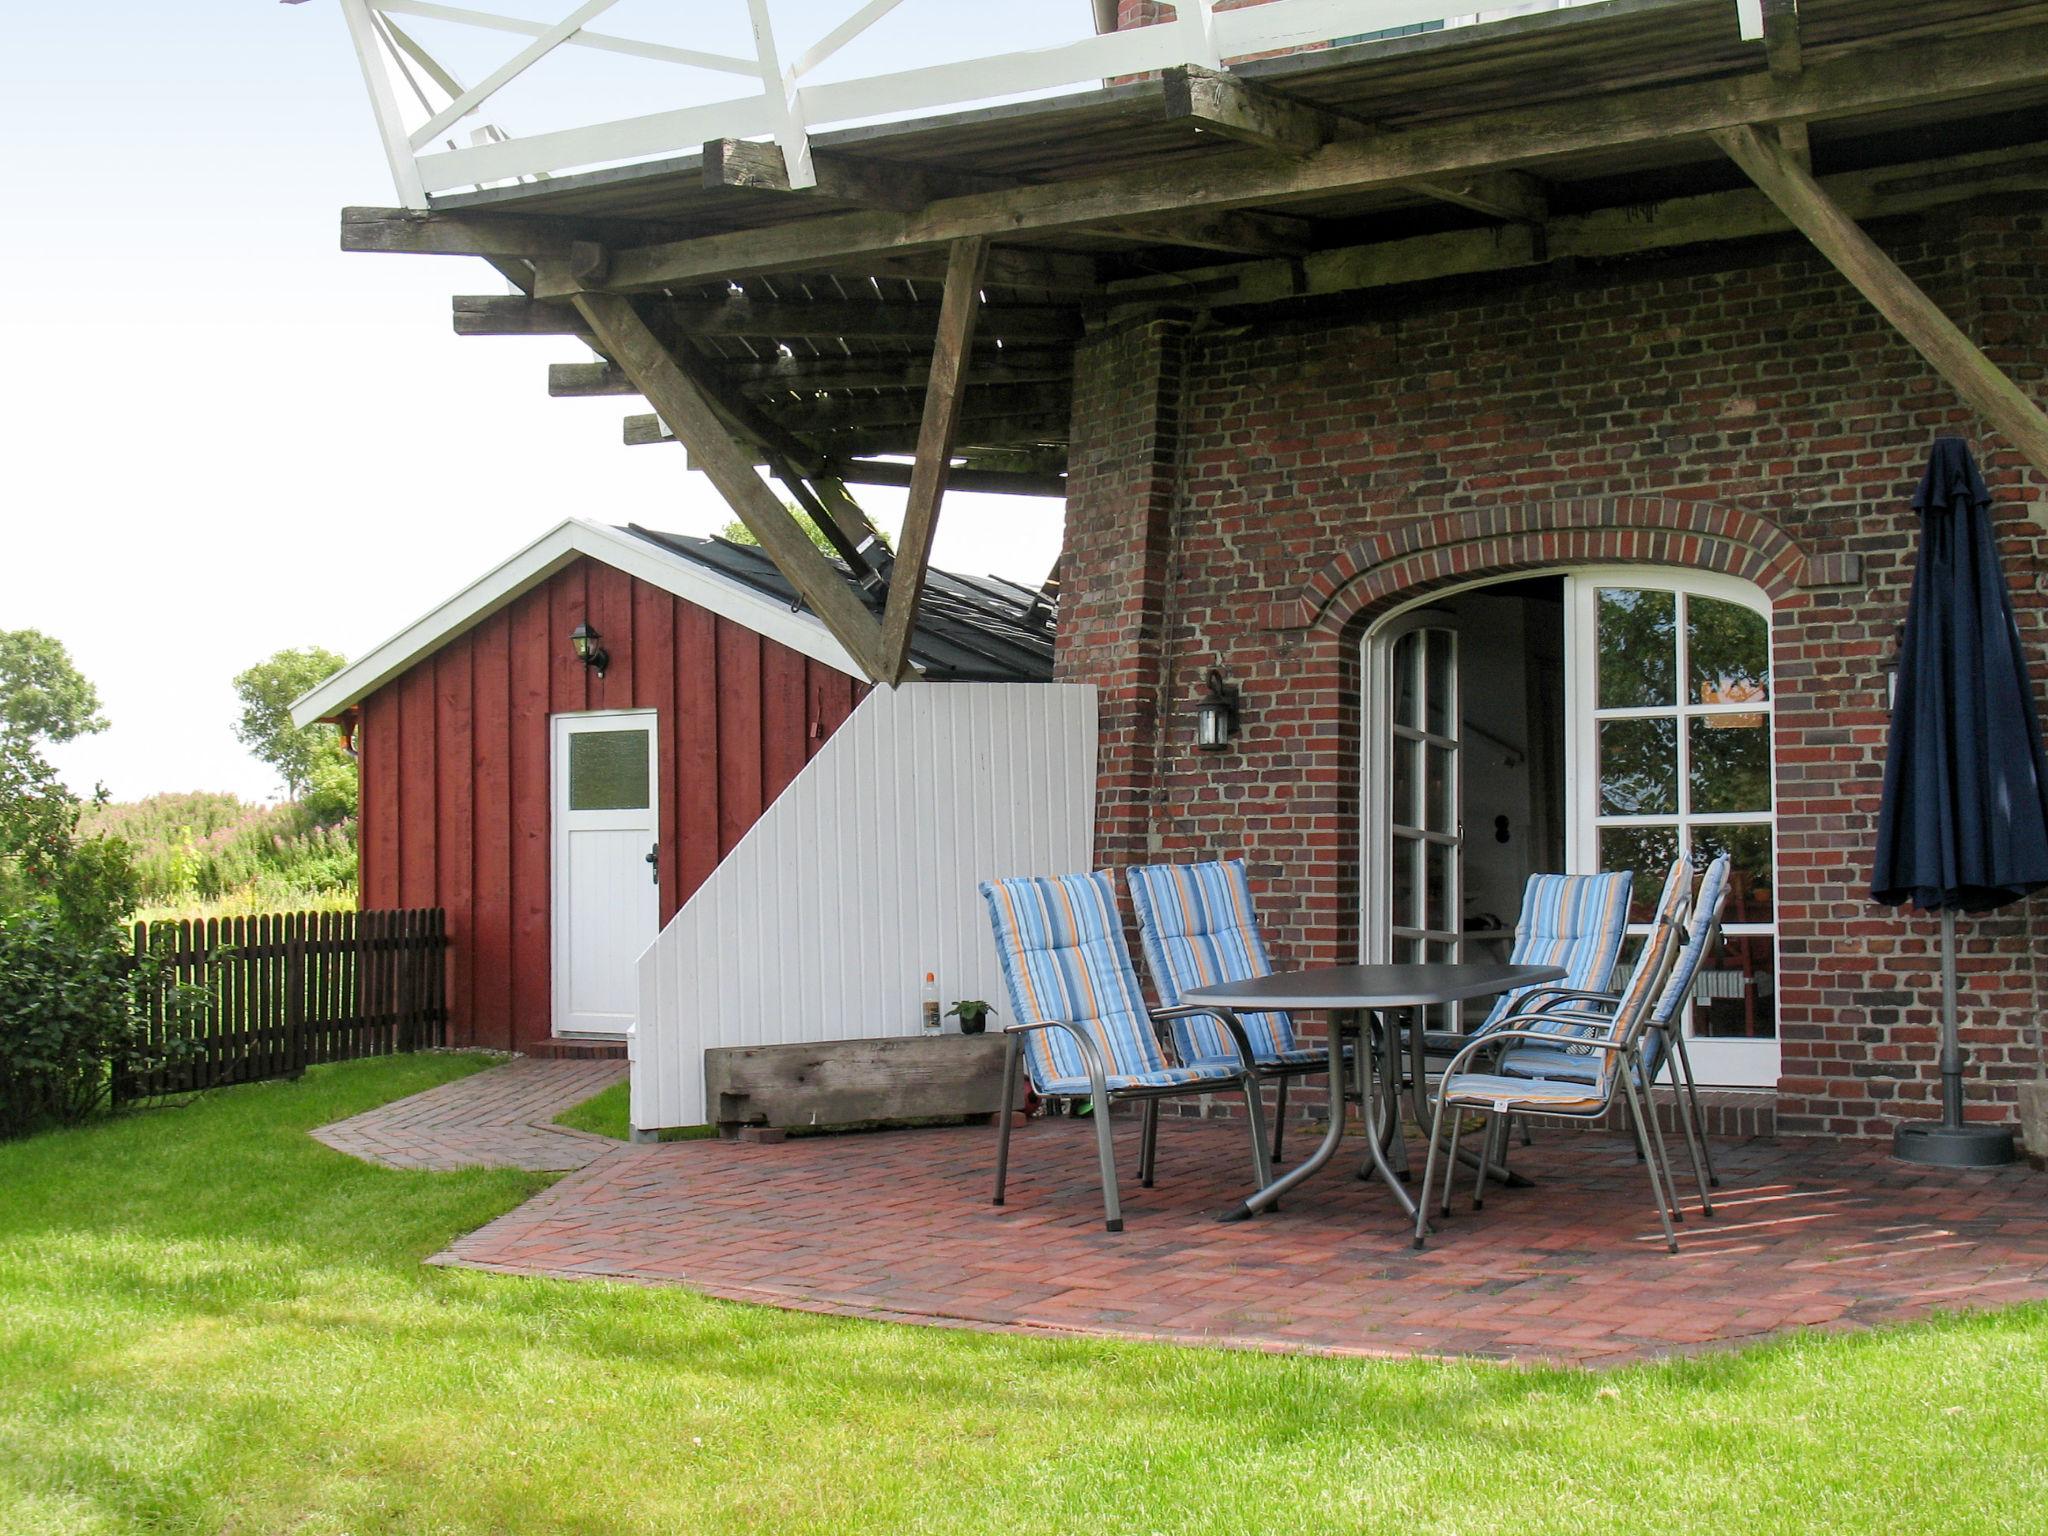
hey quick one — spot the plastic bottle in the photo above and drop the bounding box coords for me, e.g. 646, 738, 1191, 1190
922, 972, 942, 1032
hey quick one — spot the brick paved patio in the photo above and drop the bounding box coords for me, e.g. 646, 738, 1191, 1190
431, 1116, 2048, 1365
313, 1057, 626, 1171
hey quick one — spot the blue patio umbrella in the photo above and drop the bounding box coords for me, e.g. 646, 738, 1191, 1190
1872, 438, 2048, 1167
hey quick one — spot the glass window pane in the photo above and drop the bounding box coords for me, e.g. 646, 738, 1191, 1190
1597, 588, 1676, 709
1599, 824, 1681, 923
1425, 743, 1454, 833
1392, 838, 1421, 930
1393, 737, 1421, 826
1689, 715, 1771, 815
1688, 595, 1770, 707
1686, 933, 1777, 1040
1599, 716, 1678, 816
1425, 630, 1453, 736
568, 729, 650, 811
1425, 842, 1452, 934
1692, 823, 1775, 925
1393, 635, 1422, 729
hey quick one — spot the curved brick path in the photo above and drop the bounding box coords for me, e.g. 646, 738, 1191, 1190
429, 1117, 2048, 1366
313, 1057, 626, 1171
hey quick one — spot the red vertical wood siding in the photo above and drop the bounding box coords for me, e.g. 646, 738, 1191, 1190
355, 556, 867, 1051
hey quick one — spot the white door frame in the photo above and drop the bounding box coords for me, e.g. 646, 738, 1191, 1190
550, 708, 660, 1038
1359, 566, 1782, 1087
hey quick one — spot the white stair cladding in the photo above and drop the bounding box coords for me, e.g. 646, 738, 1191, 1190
631, 682, 1098, 1131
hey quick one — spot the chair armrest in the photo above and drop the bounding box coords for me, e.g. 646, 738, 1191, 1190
1439, 1027, 1634, 1080
1505, 986, 1621, 1016
1151, 1003, 1262, 1076
999, 1017, 1113, 1099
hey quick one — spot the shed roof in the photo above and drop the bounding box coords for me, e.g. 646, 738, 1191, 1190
289, 517, 1055, 729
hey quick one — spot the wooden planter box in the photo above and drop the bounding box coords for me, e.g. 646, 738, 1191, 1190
704, 1033, 1021, 1134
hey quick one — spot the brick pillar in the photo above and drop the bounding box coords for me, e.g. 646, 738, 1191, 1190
1058, 315, 1191, 865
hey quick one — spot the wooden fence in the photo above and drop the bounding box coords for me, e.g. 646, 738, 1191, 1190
119, 909, 448, 1103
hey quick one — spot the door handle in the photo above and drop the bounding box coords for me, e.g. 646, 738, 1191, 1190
645, 844, 659, 885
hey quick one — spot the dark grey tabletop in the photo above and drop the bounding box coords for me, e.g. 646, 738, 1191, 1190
1182, 962, 1567, 1011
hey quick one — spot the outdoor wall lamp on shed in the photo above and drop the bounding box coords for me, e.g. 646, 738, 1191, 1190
569, 622, 609, 679
1195, 668, 1241, 752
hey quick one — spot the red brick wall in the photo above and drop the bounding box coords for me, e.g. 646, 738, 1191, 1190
1058, 210, 2048, 1137
358, 556, 866, 1052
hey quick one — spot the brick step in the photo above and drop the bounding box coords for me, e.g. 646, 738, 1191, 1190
529, 1037, 629, 1061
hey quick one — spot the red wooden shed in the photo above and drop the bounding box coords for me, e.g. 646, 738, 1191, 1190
293, 519, 1054, 1055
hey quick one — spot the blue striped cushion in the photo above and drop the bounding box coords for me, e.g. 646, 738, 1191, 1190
979, 873, 1169, 1095
1126, 860, 1302, 1067
1477, 870, 1634, 1031
1653, 853, 1729, 1025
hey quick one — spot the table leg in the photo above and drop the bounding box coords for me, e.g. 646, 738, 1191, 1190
1354, 1012, 1418, 1219
1217, 1013, 1351, 1222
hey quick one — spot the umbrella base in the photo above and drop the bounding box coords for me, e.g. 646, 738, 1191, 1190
1892, 1121, 2016, 1169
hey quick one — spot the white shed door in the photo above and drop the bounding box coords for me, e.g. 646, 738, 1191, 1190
551, 710, 659, 1037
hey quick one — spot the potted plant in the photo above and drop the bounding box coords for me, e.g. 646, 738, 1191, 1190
946, 999, 996, 1036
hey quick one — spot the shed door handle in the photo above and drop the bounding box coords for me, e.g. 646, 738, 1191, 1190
646, 844, 659, 885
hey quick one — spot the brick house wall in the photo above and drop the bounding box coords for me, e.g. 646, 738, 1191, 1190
1058, 208, 2048, 1137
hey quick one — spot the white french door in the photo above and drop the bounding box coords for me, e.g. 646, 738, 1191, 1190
551, 710, 660, 1038
1364, 568, 1781, 1086
1364, 611, 1465, 1035
1566, 571, 1779, 1086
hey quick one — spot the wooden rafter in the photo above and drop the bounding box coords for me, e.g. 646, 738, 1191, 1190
1762, 0, 1811, 169
453, 292, 1077, 343
543, 25, 2048, 298
570, 292, 890, 679
878, 236, 989, 684
1161, 64, 1546, 224
548, 348, 1074, 398
1713, 123, 2048, 480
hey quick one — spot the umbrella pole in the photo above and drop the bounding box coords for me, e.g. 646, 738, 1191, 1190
1894, 904, 2016, 1167
1939, 906, 1964, 1127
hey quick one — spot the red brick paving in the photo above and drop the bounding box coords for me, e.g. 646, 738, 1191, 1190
313, 1057, 625, 1171
430, 1117, 2048, 1365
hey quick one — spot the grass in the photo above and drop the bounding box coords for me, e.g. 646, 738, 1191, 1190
551, 1080, 709, 1143
2, 1059, 2045, 1535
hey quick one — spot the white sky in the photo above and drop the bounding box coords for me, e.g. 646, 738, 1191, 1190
0, 2, 1079, 803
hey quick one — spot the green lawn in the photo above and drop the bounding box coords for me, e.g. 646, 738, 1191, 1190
552, 1079, 709, 1142
2, 1058, 2044, 1534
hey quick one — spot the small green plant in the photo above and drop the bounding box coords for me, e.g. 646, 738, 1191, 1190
945, 999, 996, 1034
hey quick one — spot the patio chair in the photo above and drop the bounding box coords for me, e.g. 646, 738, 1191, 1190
1495, 853, 1733, 1207
1126, 858, 1348, 1161
1414, 901, 1691, 1253
979, 872, 1274, 1232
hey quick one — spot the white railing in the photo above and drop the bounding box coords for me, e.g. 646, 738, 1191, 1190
630, 681, 1098, 1132
335, 0, 1770, 207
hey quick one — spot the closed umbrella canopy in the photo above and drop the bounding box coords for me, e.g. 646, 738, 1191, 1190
1872, 438, 2048, 910
1871, 437, 2048, 1167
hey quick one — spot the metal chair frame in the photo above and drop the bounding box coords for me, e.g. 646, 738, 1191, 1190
1414, 911, 1690, 1254
992, 1004, 1274, 1233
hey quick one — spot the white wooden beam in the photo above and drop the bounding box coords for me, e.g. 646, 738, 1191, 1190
376, 0, 757, 74
408, 0, 623, 150
339, 0, 428, 207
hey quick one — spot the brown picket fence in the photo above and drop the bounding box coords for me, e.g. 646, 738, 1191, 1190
118, 909, 448, 1103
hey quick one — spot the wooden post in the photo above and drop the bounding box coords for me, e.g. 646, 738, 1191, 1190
285, 915, 307, 1080
1713, 124, 2048, 481
571, 291, 890, 679
877, 235, 990, 684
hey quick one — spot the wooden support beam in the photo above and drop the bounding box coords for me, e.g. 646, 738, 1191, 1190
1761, 0, 1811, 169
1102, 140, 2048, 315
572, 292, 889, 679
832, 458, 1066, 499
879, 236, 990, 683
768, 384, 1068, 433
551, 348, 1075, 399
1713, 123, 2048, 481
1162, 64, 1330, 158
454, 295, 591, 337
560, 25, 2048, 297
626, 407, 1069, 457
343, 205, 584, 259
1161, 65, 1546, 224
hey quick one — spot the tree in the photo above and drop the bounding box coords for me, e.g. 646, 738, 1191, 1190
232, 648, 350, 802
0, 629, 107, 747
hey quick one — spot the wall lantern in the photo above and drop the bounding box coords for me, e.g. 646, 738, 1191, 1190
569, 622, 609, 679
1194, 668, 1241, 752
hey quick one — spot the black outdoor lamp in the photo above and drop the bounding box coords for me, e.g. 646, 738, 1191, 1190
1194, 668, 1241, 751
569, 622, 609, 678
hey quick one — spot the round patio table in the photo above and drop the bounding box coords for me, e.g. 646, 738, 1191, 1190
1182, 962, 1566, 1223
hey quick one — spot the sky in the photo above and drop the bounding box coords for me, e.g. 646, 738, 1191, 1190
0, 1, 1083, 803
